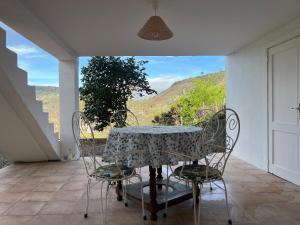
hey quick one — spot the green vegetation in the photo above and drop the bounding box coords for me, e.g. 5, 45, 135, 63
35, 71, 225, 134
152, 72, 225, 126
174, 73, 225, 125
35, 86, 60, 133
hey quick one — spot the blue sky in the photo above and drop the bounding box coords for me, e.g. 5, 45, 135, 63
1, 22, 224, 93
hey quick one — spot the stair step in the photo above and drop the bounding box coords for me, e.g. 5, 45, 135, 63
26, 85, 37, 100
9, 68, 28, 92
0, 28, 6, 48
47, 124, 57, 136
48, 123, 54, 131
0, 31, 60, 160
35, 100, 44, 112
21, 86, 37, 107
41, 112, 49, 124
0, 48, 18, 69
16, 68, 28, 85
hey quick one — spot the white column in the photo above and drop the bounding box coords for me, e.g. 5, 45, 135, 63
59, 58, 79, 160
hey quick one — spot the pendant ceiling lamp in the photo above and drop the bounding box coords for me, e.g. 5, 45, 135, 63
138, 0, 173, 41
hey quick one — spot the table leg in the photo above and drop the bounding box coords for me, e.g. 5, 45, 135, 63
149, 166, 158, 221
116, 180, 123, 201
192, 160, 200, 203
157, 167, 163, 190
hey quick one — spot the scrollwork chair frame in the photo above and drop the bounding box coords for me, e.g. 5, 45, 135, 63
163, 108, 240, 225
110, 109, 139, 128
72, 111, 146, 225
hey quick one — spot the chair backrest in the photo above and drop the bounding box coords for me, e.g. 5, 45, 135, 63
110, 109, 139, 128
193, 108, 215, 127
72, 111, 98, 176
202, 108, 240, 175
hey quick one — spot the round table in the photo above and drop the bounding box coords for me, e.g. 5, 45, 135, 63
104, 125, 203, 168
105, 125, 203, 221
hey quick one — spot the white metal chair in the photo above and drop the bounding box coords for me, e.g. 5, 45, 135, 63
163, 108, 240, 225
109, 109, 146, 205
72, 111, 146, 225
110, 109, 139, 128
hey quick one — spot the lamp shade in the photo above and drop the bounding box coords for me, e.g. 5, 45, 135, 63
138, 16, 173, 41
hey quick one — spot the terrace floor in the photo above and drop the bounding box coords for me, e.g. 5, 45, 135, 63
0, 157, 299, 225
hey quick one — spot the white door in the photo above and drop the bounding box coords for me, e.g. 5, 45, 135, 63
268, 37, 300, 185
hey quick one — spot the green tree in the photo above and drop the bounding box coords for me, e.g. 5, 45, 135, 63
80, 56, 156, 131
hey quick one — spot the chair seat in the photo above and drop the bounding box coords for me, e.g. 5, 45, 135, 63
174, 164, 221, 181
92, 164, 134, 179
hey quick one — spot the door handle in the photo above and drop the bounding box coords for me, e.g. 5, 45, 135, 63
291, 103, 300, 111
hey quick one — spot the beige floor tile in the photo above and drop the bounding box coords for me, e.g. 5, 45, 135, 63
60, 181, 87, 191
51, 190, 84, 201
22, 192, 54, 202
35, 182, 64, 192
0, 192, 27, 203
42, 175, 71, 183
0, 215, 33, 225
29, 214, 73, 225
259, 218, 300, 225
5, 202, 46, 216
0, 184, 14, 193
39, 201, 76, 215
8, 183, 38, 193
0, 203, 13, 215
0, 157, 299, 224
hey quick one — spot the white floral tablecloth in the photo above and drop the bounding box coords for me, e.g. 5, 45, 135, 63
104, 126, 204, 168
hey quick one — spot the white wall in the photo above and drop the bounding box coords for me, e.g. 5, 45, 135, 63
226, 18, 300, 171
0, 92, 48, 161
59, 59, 79, 160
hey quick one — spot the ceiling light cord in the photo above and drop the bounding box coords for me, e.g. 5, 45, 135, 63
153, 0, 158, 16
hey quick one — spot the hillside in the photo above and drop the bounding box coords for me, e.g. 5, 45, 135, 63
128, 71, 224, 124
143, 71, 224, 106
35, 86, 59, 132
35, 71, 225, 132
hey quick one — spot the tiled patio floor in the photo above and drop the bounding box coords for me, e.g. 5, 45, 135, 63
0, 157, 300, 225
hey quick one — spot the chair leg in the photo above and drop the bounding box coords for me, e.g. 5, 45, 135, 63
197, 182, 202, 225
209, 182, 213, 191
100, 181, 106, 225
122, 180, 128, 207
105, 181, 110, 223
84, 178, 91, 218
221, 178, 232, 224
137, 175, 146, 220
163, 174, 173, 218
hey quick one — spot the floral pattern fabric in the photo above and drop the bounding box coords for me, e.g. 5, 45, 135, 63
92, 164, 134, 179
174, 164, 221, 181
104, 126, 205, 168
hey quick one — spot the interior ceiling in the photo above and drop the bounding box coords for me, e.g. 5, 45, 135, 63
15, 0, 300, 56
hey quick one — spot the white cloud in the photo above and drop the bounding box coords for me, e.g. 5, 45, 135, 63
8, 45, 39, 55
24, 54, 45, 59
146, 59, 165, 65
148, 75, 183, 93
28, 82, 59, 87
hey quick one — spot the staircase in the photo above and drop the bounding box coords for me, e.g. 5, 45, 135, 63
0, 27, 60, 162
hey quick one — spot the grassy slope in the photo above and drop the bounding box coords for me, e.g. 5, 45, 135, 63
35, 86, 60, 132
35, 71, 225, 132
128, 71, 225, 125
